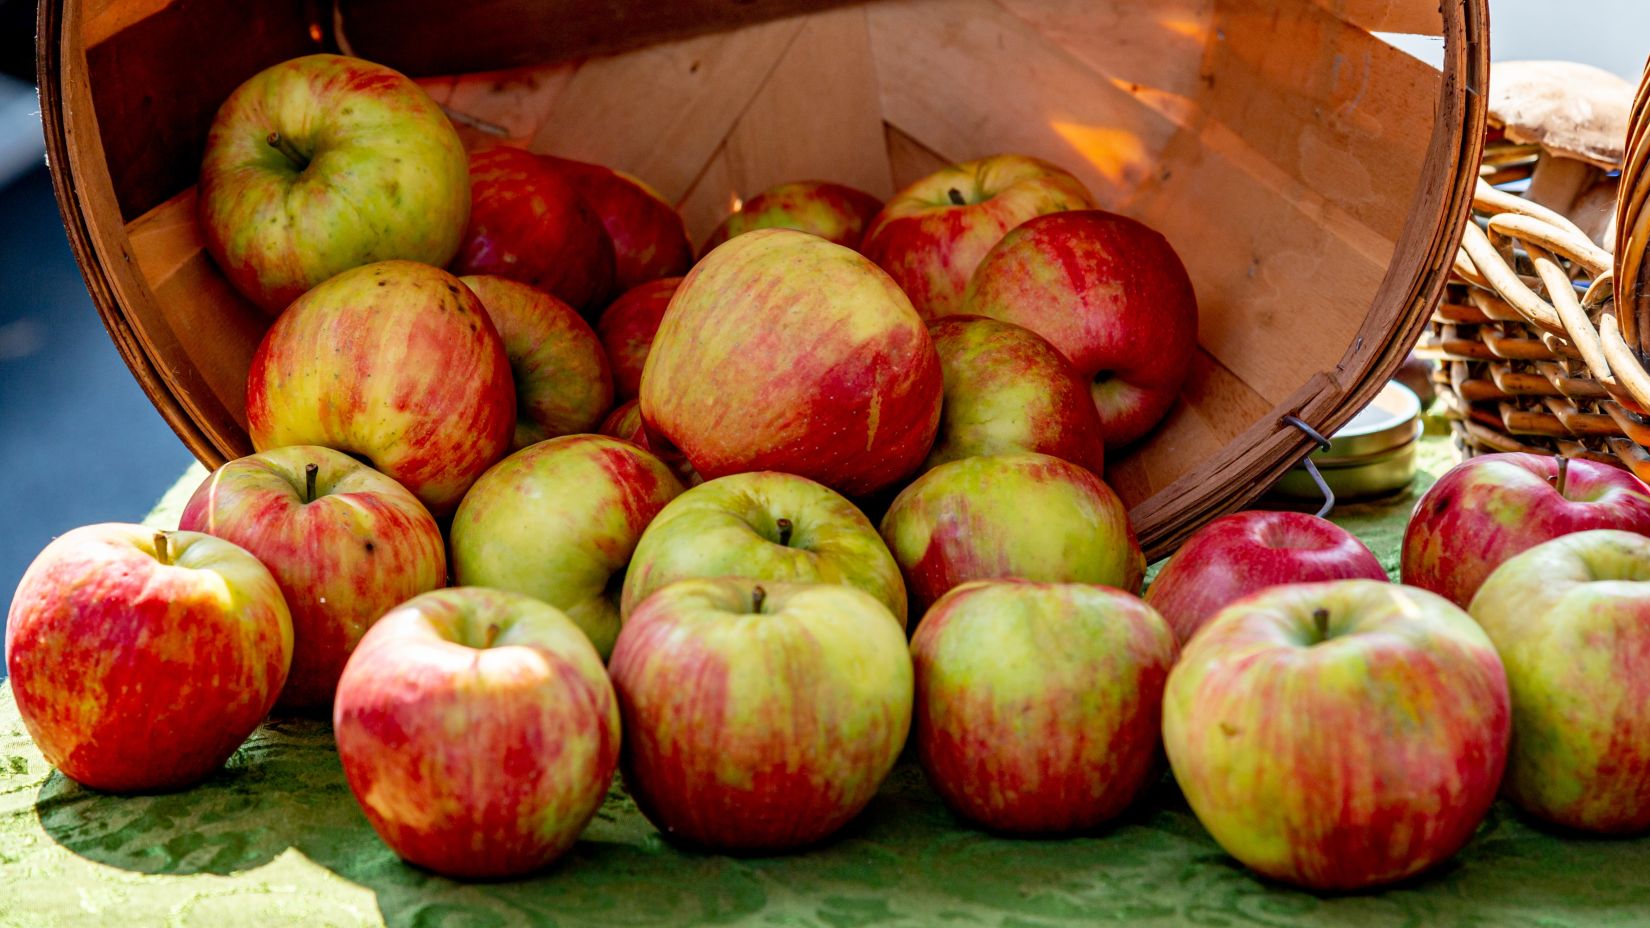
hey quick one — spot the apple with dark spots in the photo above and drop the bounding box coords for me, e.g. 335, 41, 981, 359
609, 577, 911, 852
597, 277, 681, 402
179, 445, 446, 712
540, 155, 693, 293
1402, 452, 1650, 608
1146, 510, 1387, 646
450, 434, 685, 658
6, 524, 292, 792
700, 180, 883, 256
334, 587, 619, 879
246, 260, 515, 518
460, 275, 613, 449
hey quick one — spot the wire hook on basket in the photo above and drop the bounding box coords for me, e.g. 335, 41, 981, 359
1281, 415, 1335, 519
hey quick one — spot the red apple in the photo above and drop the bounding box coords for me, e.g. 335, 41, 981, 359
700, 180, 883, 256
540, 155, 692, 292
640, 229, 942, 497
1146, 511, 1387, 646
960, 209, 1198, 449
455, 145, 616, 314
460, 275, 613, 449
597, 277, 681, 402
599, 398, 699, 487
924, 315, 1105, 475
247, 260, 514, 517
179, 445, 447, 712
912, 580, 1175, 834
6, 525, 292, 792
609, 577, 911, 852
1163, 580, 1509, 891
198, 54, 470, 314
334, 587, 620, 879
861, 154, 1096, 319
1402, 453, 1650, 608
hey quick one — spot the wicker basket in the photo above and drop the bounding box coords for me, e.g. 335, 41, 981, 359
1430, 63, 1650, 479
39, 0, 1487, 558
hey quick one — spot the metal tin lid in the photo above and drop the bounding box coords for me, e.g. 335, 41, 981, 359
1309, 381, 1423, 464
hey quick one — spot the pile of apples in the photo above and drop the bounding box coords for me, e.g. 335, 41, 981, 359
10, 51, 1650, 892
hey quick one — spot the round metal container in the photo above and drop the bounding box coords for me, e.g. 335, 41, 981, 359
1271, 381, 1423, 502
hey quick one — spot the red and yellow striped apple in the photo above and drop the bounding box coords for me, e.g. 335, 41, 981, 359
179, 445, 446, 712
334, 587, 620, 879
700, 180, 883, 256
640, 229, 942, 496
610, 577, 911, 852
6, 525, 292, 792
246, 260, 515, 518
597, 277, 681, 402
598, 398, 700, 487
881, 452, 1144, 613
912, 580, 1175, 834
460, 274, 612, 450
959, 210, 1198, 449
1163, 580, 1509, 891
540, 155, 692, 292
862, 155, 1096, 319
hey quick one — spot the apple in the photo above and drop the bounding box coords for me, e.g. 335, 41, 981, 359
1163, 579, 1509, 891
620, 470, 907, 628
1146, 511, 1387, 646
460, 274, 613, 449
1469, 529, 1650, 832
598, 398, 699, 487
881, 452, 1144, 614
197, 53, 469, 315
861, 154, 1096, 319
1402, 452, 1650, 608
912, 580, 1175, 834
333, 587, 620, 879
640, 229, 942, 497
178, 445, 447, 712
247, 260, 514, 517
700, 180, 883, 256
597, 277, 681, 402
6, 524, 292, 792
540, 155, 693, 292
450, 434, 685, 658
924, 315, 1105, 475
455, 145, 616, 314
959, 210, 1199, 449
609, 577, 911, 852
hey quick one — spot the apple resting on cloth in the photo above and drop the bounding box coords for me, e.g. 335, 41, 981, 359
700, 180, 884, 255
1470, 529, 1650, 833
455, 145, 616, 314
597, 277, 682, 402
540, 155, 692, 292
450, 434, 686, 658
334, 588, 620, 879
197, 53, 470, 314
609, 577, 911, 852
912, 580, 1175, 834
6, 525, 292, 792
924, 315, 1106, 475
1146, 510, 1387, 646
861, 154, 1096, 319
179, 445, 447, 712
1402, 452, 1650, 608
881, 452, 1143, 614
1162, 580, 1509, 891
639, 229, 942, 497
246, 260, 515, 517
460, 275, 613, 450
620, 470, 907, 629
959, 210, 1198, 449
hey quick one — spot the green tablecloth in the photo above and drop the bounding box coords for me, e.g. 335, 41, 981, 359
7, 440, 1650, 927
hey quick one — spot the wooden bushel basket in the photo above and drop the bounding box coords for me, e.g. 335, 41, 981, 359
39, 0, 1488, 558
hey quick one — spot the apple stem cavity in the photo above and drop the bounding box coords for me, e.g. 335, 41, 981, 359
266, 131, 310, 172
947, 188, 966, 206
153, 531, 171, 566
776, 518, 794, 547
752, 585, 768, 614
304, 462, 319, 504
482, 624, 501, 649
1553, 455, 1570, 498
1311, 608, 1330, 643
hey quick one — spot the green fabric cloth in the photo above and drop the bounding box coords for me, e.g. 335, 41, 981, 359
6, 438, 1649, 927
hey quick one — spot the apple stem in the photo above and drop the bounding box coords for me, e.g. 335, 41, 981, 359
752, 585, 767, 614
1312, 608, 1330, 643
154, 531, 171, 566
776, 518, 794, 547
266, 131, 309, 171
1554, 455, 1570, 498
482, 624, 501, 649
947, 188, 966, 206
304, 463, 318, 504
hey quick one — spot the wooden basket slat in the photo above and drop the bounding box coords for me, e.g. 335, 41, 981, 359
1309, 0, 1442, 35
882, 123, 954, 191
